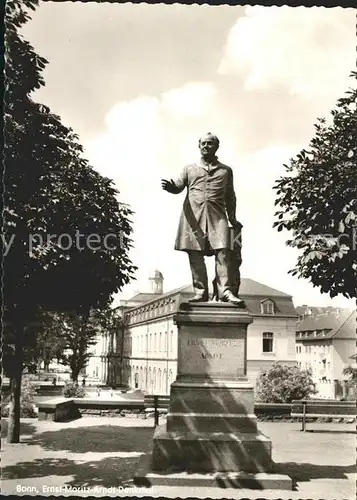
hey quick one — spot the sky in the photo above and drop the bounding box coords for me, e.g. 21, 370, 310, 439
22, 2, 356, 309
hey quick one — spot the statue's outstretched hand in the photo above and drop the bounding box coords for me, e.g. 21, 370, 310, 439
161, 178, 177, 194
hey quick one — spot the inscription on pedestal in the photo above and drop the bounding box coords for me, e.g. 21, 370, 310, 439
178, 326, 246, 379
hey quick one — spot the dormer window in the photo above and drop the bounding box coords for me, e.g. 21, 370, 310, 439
261, 299, 275, 314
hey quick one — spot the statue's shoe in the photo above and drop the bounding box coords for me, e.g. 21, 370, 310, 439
189, 294, 209, 302
221, 291, 245, 306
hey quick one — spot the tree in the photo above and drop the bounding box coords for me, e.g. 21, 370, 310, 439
4, 0, 136, 442
256, 363, 317, 403
19, 309, 67, 373
33, 306, 122, 380
273, 72, 357, 299
36, 321, 66, 373
342, 365, 357, 400
46, 309, 101, 383
56, 311, 99, 383
343, 365, 357, 383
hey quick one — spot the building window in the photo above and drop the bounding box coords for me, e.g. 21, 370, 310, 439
261, 300, 275, 314
262, 332, 274, 353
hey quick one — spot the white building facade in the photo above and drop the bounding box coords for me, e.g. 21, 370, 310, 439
119, 276, 298, 394
296, 307, 356, 399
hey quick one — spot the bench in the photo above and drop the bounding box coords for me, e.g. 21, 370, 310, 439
254, 402, 291, 419
144, 395, 170, 427
37, 398, 81, 422
291, 399, 356, 431
74, 398, 145, 417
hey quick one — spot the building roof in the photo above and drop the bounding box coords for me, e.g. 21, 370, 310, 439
127, 278, 291, 302
295, 305, 343, 317
239, 278, 292, 298
124, 278, 297, 317
128, 285, 191, 307
296, 308, 356, 341
125, 292, 163, 303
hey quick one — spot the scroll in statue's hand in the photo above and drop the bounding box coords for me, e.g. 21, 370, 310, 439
161, 179, 177, 194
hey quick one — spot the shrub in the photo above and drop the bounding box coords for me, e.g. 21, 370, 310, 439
1, 379, 37, 418
256, 363, 317, 403
62, 382, 86, 398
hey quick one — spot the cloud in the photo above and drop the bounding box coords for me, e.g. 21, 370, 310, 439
162, 82, 217, 118
85, 81, 217, 199
218, 6, 355, 100
84, 82, 219, 294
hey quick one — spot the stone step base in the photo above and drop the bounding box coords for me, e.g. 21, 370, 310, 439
169, 381, 255, 415
134, 453, 292, 490
166, 412, 258, 433
152, 424, 272, 473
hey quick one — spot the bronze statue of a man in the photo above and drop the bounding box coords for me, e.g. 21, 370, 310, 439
161, 133, 243, 305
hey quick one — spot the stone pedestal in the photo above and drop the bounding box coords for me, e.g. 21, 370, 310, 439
135, 302, 292, 489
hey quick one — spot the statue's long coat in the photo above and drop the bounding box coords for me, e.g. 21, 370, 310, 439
172, 161, 237, 254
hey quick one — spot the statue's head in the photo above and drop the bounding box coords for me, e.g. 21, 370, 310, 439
198, 133, 219, 158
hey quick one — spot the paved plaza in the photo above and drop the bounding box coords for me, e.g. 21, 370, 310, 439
2, 417, 355, 499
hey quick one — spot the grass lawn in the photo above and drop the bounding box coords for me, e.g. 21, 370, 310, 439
1, 417, 356, 498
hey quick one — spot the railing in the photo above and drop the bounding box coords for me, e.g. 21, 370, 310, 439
36, 397, 356, 424
291, 399, 356, 431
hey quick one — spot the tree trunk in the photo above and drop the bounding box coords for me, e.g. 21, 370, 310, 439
70, 353, 79, 383
7, 336, 23, 443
